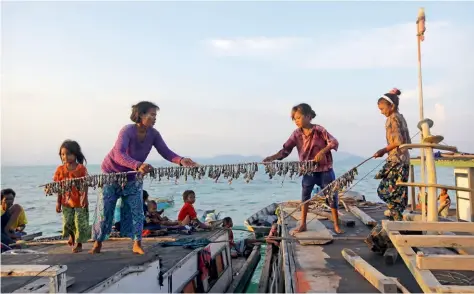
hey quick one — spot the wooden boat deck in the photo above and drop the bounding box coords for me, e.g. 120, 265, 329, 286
1, 230, 220, 293
281, 203, 424, 293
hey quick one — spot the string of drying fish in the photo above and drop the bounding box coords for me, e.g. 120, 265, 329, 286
40, 160, 359, 201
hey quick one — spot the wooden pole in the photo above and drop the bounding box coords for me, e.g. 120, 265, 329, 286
410, 165, 416, 210
417, 8, 427, 221
415, 8, 439, 222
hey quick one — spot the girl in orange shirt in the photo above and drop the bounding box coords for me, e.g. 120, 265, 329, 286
53, 140, 90, 253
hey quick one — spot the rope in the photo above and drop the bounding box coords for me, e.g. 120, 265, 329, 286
283, 156, 373, 221
286, 130, 421, 223
38, 160, 319, 189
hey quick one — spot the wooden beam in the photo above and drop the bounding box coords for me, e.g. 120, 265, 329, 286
396, 181, 474, 193
382, 220, 474, 233
392, 234, 474, 248
387, 232, 441, 293
436, 285, 474, 293
1, 265, 67, 277
348, 205, 377, 226
399, 143, 457, 152
341, 248, 398, 293
415, 252, 474, 271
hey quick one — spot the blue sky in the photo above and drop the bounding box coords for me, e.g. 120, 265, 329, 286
2, 1, 474, 166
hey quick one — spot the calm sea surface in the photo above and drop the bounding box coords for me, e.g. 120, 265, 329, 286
0, 161, 455, 291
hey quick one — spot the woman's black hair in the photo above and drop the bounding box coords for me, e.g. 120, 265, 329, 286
291, 103, 316, 120
130, 101, 159, 123
143, 190, 149, 201
1, 188, 16, 200
59, 140, 87, 165
378, 88, 402, 111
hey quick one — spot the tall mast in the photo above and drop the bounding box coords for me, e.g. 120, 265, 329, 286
416, 8, 427, 221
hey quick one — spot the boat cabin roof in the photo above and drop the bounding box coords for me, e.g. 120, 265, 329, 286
1, 230, 223, 293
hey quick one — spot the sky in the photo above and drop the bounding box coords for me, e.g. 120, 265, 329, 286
1, 1, 474, 166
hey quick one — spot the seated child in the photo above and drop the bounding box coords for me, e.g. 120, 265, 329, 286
222, 217, 259, 258
146, 200, 179, 227
438, 188, 451, 217
177, 190, 209, 229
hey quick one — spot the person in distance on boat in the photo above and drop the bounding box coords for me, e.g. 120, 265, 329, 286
373, 88, 411, 221
222, 217, 259, 258
52, 140, 90, 253
263, 103, 342, 234
438, 188, 451, 217
178, 190, 209, 229
145, 200, 179, 227
90, 101, 198, 255
1, 188, 28, 245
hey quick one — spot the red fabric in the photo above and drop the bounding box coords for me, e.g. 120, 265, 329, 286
227, 229, 235, 246
178, 203, 197, 221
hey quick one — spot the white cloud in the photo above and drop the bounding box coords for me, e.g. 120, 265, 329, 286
205, 37, 309, 57
206, 21, 474, 70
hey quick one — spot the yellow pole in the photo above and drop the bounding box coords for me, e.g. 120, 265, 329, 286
417, 8, 427, 221
416, 8, 438, 222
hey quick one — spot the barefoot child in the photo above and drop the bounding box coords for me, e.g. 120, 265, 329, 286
263, 103, 342, 234
373, 88, 411, 221
53, 140, 90, 253
177, 190, 209, 229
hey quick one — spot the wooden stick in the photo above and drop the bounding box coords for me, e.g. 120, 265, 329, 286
348, 205, 377, 226
341, 248, 398, 293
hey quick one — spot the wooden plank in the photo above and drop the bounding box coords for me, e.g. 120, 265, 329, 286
383, 220, 474, 233
257, 244, 273, 293
21, 232, 43, 241
348, 205, 377, 226
392, 234, 474, 248
1, 265, 67, 277
436, 285, 474, 293
283, 207, 334, 245
341, 248, 398, 293
291, 220, 333, 245
282, 208, 327, 221
399, 143, 457, 152
396, 181, 474, 193
387, 231, 442, 293
415, 252, 474, 271
13, 276, 75, 293
312, 209, 356, 227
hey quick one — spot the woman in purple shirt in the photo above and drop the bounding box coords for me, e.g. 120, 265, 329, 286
90, 101, 197, 254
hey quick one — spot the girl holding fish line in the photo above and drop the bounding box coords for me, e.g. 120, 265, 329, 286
53, 140, 90, 253
263, 103, 342, 234
90, 101, 198, 255
373, 88, 411, 221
